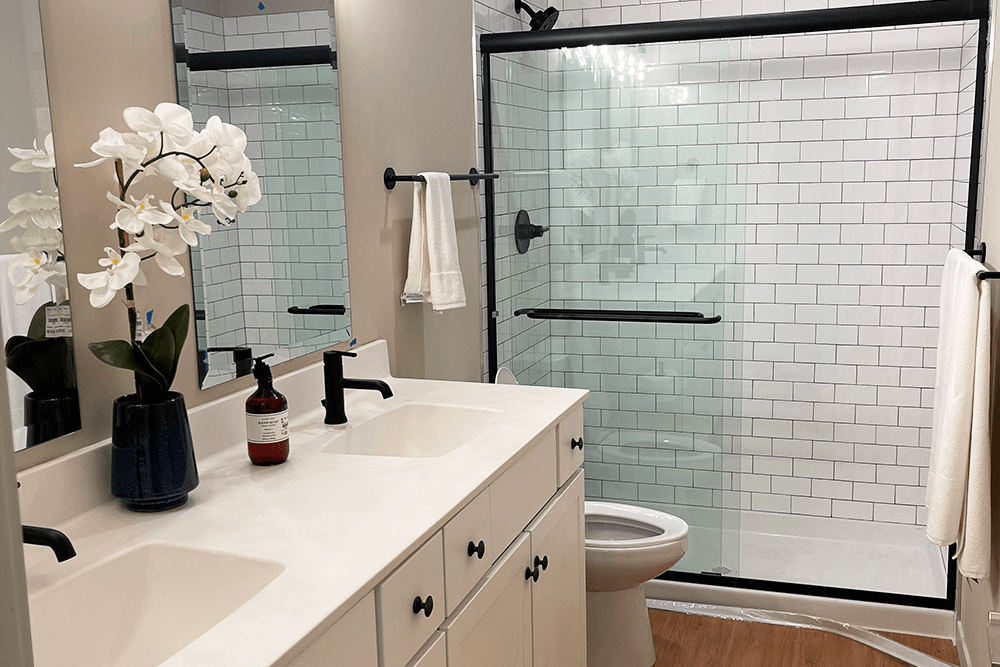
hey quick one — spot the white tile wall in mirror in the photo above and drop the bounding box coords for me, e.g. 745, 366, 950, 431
171, 0, 351, 389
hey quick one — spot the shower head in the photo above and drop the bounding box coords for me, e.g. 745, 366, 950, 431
514, 0, 559, 31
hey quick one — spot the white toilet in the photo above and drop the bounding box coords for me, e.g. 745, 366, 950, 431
585, 501, 689, 667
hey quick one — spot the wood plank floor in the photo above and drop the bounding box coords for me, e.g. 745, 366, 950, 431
649, 609, 960, 667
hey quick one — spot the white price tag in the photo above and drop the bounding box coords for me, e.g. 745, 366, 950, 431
44, 305, 73, 337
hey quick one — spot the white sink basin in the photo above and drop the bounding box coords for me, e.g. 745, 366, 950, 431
323, 403, 503, 457
29, 542, 284, 667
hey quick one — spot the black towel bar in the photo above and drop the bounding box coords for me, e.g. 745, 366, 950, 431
513, 307, 721, 324
288, 305, 347, 315
383, 167, 499, 190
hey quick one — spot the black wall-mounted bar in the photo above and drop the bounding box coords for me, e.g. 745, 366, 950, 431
288, 304, 347, 315
383, 167, 499, 190
174, 44, 337, 71
514, 307, 722, 324
481, 0, 987, 53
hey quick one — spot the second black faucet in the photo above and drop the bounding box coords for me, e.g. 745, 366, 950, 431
323, 350, 393, 424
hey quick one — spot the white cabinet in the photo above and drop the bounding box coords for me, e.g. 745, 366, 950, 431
288, 592, 377, 667
525, 470, 586, 667
441, 534, 533, 667
286, 406, 586, 667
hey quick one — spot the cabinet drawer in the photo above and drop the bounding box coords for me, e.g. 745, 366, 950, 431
406, 632, 446, 667
441, 533, 533, 667
556, 405, 585, 488
289, 591, 377, 667
442, 486, 493, 615
377, 532, 445, 667
490, 430, 557, 552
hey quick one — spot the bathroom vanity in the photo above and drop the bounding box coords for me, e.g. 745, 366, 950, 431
17, 341, 588, 667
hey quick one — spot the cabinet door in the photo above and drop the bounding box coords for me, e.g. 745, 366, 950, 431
288, 591, 377, 667
406, 632, 446, 667
526, 470, 586, 667
441, 534, 533, 667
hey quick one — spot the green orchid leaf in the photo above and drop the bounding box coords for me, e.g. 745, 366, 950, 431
159, 304, 190, 387
140, 326, 176, 387
26, 302, 56, 340
131, 341, 170, 401
6, 337, 73, 396
88, 340, 167, 393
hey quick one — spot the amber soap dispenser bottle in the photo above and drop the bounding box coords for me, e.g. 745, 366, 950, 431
246, 354, 289, 465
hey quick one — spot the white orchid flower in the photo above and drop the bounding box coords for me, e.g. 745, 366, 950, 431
10, 223, 62, 254
127, 224, 187, 277
106, 192, 171, 234
189, 180, 238, 225
76, 248, 144, 308
212, 156, 262, 212
148, 155, 202, 191
200, 116, 247, 165
7, 250, 50, 305
123, 103, 196, 151
8, 134, 56, 173
0, 192, 61, 232
74, 128, 150, 172
44, 261, 68, 289
159, 201, 211, 247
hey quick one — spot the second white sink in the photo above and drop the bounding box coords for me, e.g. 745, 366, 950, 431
29, 542, 285, 667
323, 403, 503, 457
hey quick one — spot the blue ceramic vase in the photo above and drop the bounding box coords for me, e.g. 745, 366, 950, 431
111, 392, 199, 512
24, 390, 81, 448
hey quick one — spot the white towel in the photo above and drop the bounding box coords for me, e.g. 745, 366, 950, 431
402, 173, 466, 312
925, 248, 991, 579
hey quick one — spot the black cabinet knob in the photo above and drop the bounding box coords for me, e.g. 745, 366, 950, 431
571, 437, 584, 450
525, 566, 539, 582
534, 554, 548, 571
412, 595, 434, 617
468, 540, 486, 559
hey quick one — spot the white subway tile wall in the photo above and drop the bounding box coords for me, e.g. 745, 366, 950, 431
475, 0, 978, 535
177, 7, 350, 381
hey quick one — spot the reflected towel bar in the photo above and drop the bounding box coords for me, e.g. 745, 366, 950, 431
513, 307, 721, 324
383, 167, 499, 190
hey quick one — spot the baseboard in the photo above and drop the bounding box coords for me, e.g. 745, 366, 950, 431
645, 579, 956, 639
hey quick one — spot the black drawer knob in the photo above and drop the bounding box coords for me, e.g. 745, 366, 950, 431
525, 565, 540, 582
571, 437, 584, 450
468, 540, 486, 559
534, 554, 548, 571
412, 595, 434, 617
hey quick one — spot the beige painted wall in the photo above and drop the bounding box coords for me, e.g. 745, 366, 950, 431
958, 4, 1000, 665
16, 0, 482, 470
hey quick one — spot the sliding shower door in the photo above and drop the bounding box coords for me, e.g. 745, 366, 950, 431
490, 39, 746, 578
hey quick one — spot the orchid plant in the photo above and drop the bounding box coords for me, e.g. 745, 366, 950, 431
74, 102, 261, 402
1, 133, 66, 306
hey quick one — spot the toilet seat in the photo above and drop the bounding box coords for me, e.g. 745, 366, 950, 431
585, 501, 688, 549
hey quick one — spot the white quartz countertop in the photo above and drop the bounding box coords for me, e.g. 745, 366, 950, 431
19, 341, 587, 667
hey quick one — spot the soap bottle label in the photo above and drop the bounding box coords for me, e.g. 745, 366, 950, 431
246, 410, 289, 444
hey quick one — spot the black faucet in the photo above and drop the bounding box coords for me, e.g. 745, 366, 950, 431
23, 525, 76, 562
323, 350, 393, 425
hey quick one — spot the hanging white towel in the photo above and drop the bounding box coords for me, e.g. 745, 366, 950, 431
925, 248, 991, 579
401, 173, 466, 312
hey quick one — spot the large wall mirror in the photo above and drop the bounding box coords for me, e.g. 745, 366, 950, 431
1, 0, 81, 451
170, 0, 351, 389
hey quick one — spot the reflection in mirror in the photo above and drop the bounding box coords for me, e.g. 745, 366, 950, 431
1, 0, 81, 451
171, 1, 351, 389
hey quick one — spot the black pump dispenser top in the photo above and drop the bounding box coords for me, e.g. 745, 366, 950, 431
252, 354, 275, 382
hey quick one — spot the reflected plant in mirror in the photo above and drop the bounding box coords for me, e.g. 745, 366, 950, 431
1, 135, 79, 449
171, 0, 352, 389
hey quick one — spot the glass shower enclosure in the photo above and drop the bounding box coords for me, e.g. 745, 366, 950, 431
481, 0, 986, 608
